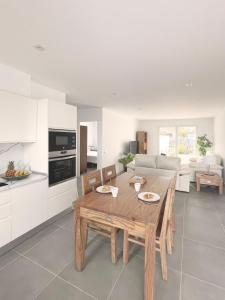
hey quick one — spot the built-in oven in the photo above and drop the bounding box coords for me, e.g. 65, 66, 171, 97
49, 129, 76, 158
49, 155, 76, 186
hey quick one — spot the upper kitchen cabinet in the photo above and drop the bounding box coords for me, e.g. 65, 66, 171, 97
0, 90, 37, 143
48, 100, 77, 130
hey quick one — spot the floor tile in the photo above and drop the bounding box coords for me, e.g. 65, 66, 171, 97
184, 206, 225, 248
0, 256, 53, 300
184, 216, 225, 248
185, 205, 219, 225
59, 237, 123, 300
109, 256, 180, 300
37, 277, 95, 300
174, 193, 186, 216
165, 235, 183, 272
154, 264, 181, 300
14, 223, 59, 254
54, 212, 74, 232
25, 228, 74, 274
175, 215, 184, 237
0, 249, 19, 270
182, 273, 225, 300
186, 194, 217, 210
183, 239, 225, 288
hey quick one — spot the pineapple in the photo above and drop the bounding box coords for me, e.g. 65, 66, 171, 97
5, 161, 16, 177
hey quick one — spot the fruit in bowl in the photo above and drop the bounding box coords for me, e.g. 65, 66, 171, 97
5, 161, 16, 177
4, 161, 31, 178
15, 170, 30, 177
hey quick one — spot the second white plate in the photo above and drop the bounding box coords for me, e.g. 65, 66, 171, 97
96, 185, 113, 194
138, 192, 160, 203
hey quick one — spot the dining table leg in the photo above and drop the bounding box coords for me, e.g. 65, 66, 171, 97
144, 225, 156, 300
75, 205, 85, 271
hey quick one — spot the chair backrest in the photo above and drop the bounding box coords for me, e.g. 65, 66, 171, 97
82, 170, 102, 195
159, 186, 173, 240
102, 165, 116, 184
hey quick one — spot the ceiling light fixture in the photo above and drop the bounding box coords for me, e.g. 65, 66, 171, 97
185, 82, 193, 88
33, 44, 45, 52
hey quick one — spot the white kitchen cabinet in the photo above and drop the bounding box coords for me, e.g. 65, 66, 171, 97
48, 178, 77, 218
48, 100, 77, 130
11, 179, 48, 239
0, 90, 37, 142
0, 190, 11, 247
0, 218, 11, 247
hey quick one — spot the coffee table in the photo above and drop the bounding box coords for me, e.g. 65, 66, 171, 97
196, 172, 224, 195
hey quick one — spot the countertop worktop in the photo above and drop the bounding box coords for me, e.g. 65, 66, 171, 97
0, 172, 48, 192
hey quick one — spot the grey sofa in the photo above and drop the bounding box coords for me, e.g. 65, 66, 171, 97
127, 154, 181, 178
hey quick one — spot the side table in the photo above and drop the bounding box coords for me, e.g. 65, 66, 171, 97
196, 172, 224, 195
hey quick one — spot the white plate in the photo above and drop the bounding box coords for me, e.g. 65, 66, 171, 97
96, 185, 113, 194
138, 192, 160, 203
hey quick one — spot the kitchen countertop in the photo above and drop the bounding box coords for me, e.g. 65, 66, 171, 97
0, 172, 48, 192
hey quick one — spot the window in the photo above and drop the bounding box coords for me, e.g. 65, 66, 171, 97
159, 126, 196, 163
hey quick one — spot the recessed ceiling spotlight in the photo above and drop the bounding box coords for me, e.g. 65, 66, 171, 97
33, 44, 45, 51
112, 92, 117, 96
185, 82, 193, 87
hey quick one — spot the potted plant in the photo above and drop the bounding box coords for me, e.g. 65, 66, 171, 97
118, 153, 135, 172
197, 134, 213, 156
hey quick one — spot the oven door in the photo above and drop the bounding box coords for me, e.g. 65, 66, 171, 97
49, 130, 76, 152
49, 156, 76, 186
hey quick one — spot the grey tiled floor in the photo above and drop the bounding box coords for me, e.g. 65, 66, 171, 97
0, 185, 225, 299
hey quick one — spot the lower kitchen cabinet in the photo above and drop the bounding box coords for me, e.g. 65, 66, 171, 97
0, 190, 12, 247
11, 179, 48, 240
0, 217, 11, 247
48, 178, 77, 218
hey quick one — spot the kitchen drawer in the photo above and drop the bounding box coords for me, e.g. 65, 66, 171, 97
0, 203, 11, 220
0, 217, 11, 247
0, 190, 11, 206
48, 178, 77, 198
48, 188, 77, 218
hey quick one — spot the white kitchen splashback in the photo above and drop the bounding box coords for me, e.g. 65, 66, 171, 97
0, 143, 25, 173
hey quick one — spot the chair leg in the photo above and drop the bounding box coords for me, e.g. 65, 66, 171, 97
111, 228, 117, 264
172, 213, 176, 232
82, 220, 88, 250
123, 230, 129, 264
166, 224, 173, 255
160, 240, 168, 280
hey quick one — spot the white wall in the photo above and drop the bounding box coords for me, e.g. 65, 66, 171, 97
0, 63, 30, 96
138, 118, 214, 155
30, 82, 66, 103
77, 107, 103, 175
214, 110, 225, 170
80, 121, 98, 149
0, 144, 24, 173
102, 108, 137, 173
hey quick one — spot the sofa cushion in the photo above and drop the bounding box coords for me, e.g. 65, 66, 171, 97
135, 154, 157, 168
156, 156, 181, 171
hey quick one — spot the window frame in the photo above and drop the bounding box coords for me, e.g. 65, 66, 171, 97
158, 125, 197, 158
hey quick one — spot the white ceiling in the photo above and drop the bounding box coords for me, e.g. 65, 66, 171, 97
0, 0, 225, 119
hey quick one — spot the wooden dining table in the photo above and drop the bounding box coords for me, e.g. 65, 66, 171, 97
74, 172, 171, 300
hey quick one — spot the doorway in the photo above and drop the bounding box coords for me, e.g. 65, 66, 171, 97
80, 121, 98, 174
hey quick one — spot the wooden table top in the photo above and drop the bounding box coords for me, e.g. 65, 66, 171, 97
77, 173, 171, 226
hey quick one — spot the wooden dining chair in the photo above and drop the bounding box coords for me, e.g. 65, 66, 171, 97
123, 186, 174, 280
81, 170, 118, 263
166, 176, 177, 255
102, 165, 116, 184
